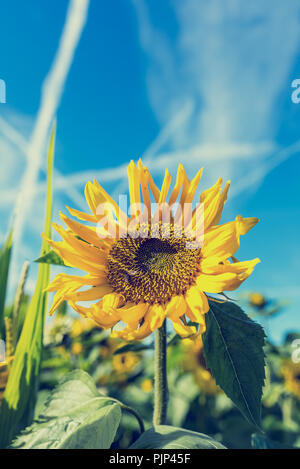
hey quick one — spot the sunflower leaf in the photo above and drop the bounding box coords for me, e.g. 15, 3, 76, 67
167, 333, 182, 347
202, 300, 266, 429
113, 342, 153, 355
130, 425, 226, 449
10, 370, 121, 449
34, 250, 67, 266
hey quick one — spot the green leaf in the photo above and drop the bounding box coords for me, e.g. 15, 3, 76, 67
202, 300, 266, 429
0, 230, 13, 338
113, 342, 153, 355
61, 404, 121, 449
251, 433, 296, 449
34, 250, 67, 266
0, 122, 56, 448
130, 425, 226, 449
40, 369, 110, 415
11, 370, 121, 449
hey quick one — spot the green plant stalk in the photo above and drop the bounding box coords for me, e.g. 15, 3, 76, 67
153, 320, 168, 426
113, 401, 145, 434
12, 261, 29, 349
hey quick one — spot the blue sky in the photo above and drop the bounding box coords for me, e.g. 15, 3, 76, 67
0, 0, 300, 343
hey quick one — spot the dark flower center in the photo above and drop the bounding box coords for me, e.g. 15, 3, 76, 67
106, 223, 201, 304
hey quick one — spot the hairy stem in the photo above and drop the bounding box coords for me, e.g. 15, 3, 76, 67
112, 399, 145, 434
153, 320, 168, 425
120, 404, 145, 434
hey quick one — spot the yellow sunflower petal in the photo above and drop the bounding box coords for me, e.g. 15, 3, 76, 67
158, 169, 172, 204
171, 317, 198, 338
46, 273, 102, 292
196, 270, 252, 293
59, 212, 108, 248
165, 295, 187, 320
210, 180, 231, 227
53, 222, 108, 262
102, 292, 123, 312
67, 284, 113, 302
184, 168, 203, 204
138, 159, 151, 219
144, 167, 161, 202
235, 215, 259, 235
178, 166, 190, 206
93, 178, 129, 228
185, 287, 209, 323
66, 205, 97, 223
128, 160, 141, 217
43, 233, 107, 275
168, 164, 186, 206
84, 181, 112, 219
147, 304, 166, 331
47, 274, 88, 315
48, 289, 71, 316
114, 302, 149, 325
195, 178, 224, 231
70, 301, 119, 328
111, 320, 152, 341
84, 181, 122, 237
201, 216, 259, 261
199, 257, 260, 275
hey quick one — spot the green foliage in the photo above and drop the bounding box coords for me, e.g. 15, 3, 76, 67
130, 425, 226, 449
251, 432, 295, 449
0, 123, 56, 448
202, 300, 266, 429
0, 230, 13, 338
10, 370, 121, 449
114, 342, 153, 355
167, 374, 199, 428
34, 250, 66, 266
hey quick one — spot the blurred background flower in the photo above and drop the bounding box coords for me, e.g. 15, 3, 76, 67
281, 360, 300, 400
181, 336, 220, 395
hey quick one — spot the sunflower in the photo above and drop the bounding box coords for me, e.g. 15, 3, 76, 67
249, 292, 267, 308
45, 160, 260, 341
281, 360, 300, 400
70, 317, 95, 338
112, 351, 140, 374
71, 342, 83, 356
141, 378, 153, 393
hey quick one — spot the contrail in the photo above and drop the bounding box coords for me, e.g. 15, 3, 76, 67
230, 139, 300, 199
142, 100, 194, 161
0, 116, 29, 152
11, 0, 89, 273
111, 100, 195, 199
0, 115, 86, 209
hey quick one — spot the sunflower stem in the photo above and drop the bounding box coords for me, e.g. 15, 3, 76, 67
120, 404, 145, 434
153, 320, 168, 426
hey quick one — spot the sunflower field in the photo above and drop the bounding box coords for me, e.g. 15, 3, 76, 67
0, 124, 299, 451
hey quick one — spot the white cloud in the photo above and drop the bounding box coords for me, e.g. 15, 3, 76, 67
132, 0, 300, 187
